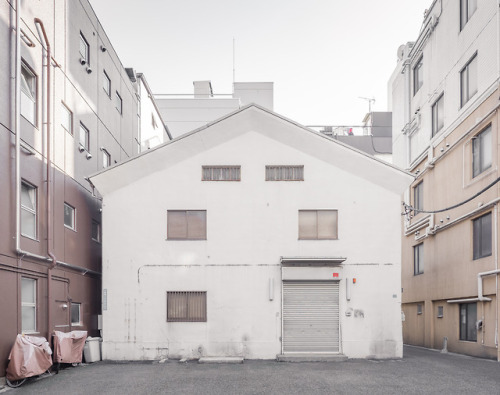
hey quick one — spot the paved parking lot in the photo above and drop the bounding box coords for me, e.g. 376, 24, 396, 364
2, 346, 500, 395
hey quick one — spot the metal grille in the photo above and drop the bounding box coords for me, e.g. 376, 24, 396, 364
202, 166, 240, 181
167, 291, 207, 322
283, 281, 339, 353
266, 165, 304, 181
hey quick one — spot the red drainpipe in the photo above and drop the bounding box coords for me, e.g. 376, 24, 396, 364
34, 18, 57, 340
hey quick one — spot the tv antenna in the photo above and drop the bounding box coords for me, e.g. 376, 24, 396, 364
359, 96, 376, 114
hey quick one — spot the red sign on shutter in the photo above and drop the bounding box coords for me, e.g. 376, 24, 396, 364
332, 273, 339, 278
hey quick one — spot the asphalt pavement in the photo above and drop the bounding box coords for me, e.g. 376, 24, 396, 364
1, 346, 499, 395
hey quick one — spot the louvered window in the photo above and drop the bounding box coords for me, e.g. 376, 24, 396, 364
167, 291, 207, 322
202, 166, 240, 181
266, 166, 304, 181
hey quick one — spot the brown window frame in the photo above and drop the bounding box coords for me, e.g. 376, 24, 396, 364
167, 210, 207, 240
266, 165, 304, 181
167, 291, 207, 322
298, 209, 338, 240
202, 166, 241, 181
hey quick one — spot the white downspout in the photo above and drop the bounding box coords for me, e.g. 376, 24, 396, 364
15, 0, 21, 254
477, 270, 500, 301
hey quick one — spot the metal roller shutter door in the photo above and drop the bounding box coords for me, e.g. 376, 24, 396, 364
283, 281, 339, 353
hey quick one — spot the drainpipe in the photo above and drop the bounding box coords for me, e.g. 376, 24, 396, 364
478, 269, 500, 301
34, 18, 57, 340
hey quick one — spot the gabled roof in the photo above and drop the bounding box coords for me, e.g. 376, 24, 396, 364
89, 104, 413, 196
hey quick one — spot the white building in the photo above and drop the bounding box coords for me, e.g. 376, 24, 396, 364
89, 104, 412, 361
155, 81, 273, 138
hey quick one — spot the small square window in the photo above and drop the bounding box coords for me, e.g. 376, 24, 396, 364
79, 122, 90, 152
71, 303, 81, 325
167, 291, 207, 322
417, 304, 423, 315
437, 306, 444, 318
64, 203, 76, 230
103, 71, 111, 97
61, 102, 73, 135
414, 243, 424, 275
115, 92, 122, 114
167, 210, 207, 240
298, 210, 338, 240
79, 32, 89, 65
91, 220, 101, 243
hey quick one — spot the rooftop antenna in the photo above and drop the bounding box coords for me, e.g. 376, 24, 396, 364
359, 96, 375, 114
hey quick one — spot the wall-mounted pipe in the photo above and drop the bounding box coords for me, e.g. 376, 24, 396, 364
34, 17, 56, 340
478, 269, 500, 301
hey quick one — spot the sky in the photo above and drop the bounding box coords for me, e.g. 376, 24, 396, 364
89, 0, 432, 127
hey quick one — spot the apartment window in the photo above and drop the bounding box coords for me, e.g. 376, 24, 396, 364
431, 94, 444, 136
460, 303, 477, 341
167, 291, 207, 322
79, 122, 90, 152
167, 210, 207, 240
64, 203, 76, 230
472, 125, 492, 178
437, 306, 444, 318
473, 212, 492, 260
298, 210, 338, 240
413, 56, 423, 95
460, 0, 477, 30
417, 304, 423, 315
414, 243, 424, 275
79, 32, 89, 65
71, 303, 81, 325
21, 181, 37, 239
21, 277, 36, 332
103, 71, 111, 97
202, 166, 241, 181
460, 54, 478, 107
102, 149, 111, 168
266, 165, 304, 181
61, 102, 73, 135
115, 92, 122, 114
91, 220, 101, 242
20, 61, 36, 124
413, 182, 423, 215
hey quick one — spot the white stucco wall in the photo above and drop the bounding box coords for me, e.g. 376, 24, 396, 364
95, 108, 410, 360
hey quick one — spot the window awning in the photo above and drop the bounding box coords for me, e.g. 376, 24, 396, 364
280, 257, 346, 266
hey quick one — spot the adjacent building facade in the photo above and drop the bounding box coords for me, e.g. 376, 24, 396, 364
0, 0, 167, 376
390, 0, 500, 359
90, 105, 412, 361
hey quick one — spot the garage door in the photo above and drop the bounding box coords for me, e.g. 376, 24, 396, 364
282, 281, 340, 353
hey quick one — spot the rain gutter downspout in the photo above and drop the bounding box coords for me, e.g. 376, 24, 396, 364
478, 270, 500, 302
34, 18, 57, 340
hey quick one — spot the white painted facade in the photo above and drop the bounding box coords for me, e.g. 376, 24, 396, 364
389, 0, 499, 169
155, 81, 273, 138
90, 105, 412, 361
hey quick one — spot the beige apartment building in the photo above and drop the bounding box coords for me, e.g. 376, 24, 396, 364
390, 0, 500, 360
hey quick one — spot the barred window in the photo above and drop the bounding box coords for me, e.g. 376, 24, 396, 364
167, 291, 207, 322
266, 165, 304, 181
202, 166, 240, 181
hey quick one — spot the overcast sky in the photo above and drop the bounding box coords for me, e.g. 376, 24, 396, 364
89, 0, 431, 126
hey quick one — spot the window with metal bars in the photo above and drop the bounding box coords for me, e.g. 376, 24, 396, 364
266, 165, 304, 181
202, 166, 240, 181
167, 291, 207, 322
